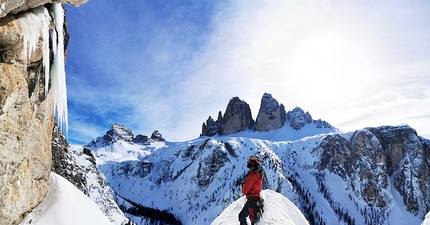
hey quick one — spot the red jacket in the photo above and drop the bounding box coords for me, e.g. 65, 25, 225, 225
242, 169, 263, 198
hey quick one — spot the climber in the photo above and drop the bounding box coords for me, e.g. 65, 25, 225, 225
239, 154, 264, 225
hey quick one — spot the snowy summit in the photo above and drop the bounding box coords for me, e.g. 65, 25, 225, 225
211, 189, 309, 225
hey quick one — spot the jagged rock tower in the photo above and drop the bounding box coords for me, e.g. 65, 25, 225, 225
201, 97, 254, 136
201, 93, 335, 137
254, 93, 286, 132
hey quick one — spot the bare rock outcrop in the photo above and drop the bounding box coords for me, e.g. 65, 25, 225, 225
316, 125, 430, 218
0, 62, 54, 225
220, 97, 254, 135
51, 124, 88, 194
255, 93, 286, 132
0, 2, 85, 224
0, 0, 87, 18
201, 97, 254, 136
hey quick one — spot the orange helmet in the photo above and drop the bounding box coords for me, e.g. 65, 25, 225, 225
248, 154, 262, 165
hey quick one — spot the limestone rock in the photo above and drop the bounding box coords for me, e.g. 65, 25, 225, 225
0, 4, 73, 224
0, 63, 54, 224
0, 0, 88, 19
201, 112, 222, 137
51, 124, 87, 195
286, 107, 307, 130
316, 125, 430, 218
255, 93, 286, 132
220, 97, 254, 135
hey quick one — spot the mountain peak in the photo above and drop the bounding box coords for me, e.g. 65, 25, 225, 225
86, 124, 165, 148
255, 93, 286, 132
220, 97, 254, 135
107, 123, 134, 143
201, 97, 254, 136
259, 93, 280, 114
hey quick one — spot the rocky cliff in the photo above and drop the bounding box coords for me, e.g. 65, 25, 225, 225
254, 93, 286, 132
0, 1, 85, 224
309, 125, 430, 222
201, 97, 254, 136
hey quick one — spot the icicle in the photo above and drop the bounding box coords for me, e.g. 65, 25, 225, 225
20, 9, 40, 67
19, 5, 68, 134
19, 7, 52, 95
51, 3, 68, 134
32, 7, 52, 96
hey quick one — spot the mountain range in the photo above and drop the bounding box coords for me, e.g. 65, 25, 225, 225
25, 93, 430, 225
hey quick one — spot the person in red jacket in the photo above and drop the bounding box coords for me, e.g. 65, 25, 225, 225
239, 154, 264, 225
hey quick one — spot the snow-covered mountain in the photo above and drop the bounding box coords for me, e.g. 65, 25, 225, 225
30, 94, 430, 225
79, 120, 430, 225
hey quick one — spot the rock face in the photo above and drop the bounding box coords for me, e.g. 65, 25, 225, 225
201, 111, 222, 137
51, 124, 88, 194
220, 97, 254, 135
0, 0, 87, 18
286, 107, 308, 130
0, 2, 85, 224
255, 93, 286, 132
201, 97, 254, 136
107, 123, 135, 143
316, 125, 430, 218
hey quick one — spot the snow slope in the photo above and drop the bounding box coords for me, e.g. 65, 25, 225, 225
423, 213, 430, 225
211, 189, 309, 225
19, 172, 113, 225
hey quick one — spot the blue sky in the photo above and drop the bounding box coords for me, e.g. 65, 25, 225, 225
65, 0, 430, 144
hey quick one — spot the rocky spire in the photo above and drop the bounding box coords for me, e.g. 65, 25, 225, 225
201, 97, 254, 137
201, 115, 221, 137
220, 97, 254, 135
255, 93, 286, 132
200, 93, 336, 137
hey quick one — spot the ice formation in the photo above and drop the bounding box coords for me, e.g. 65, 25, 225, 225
51, 3, 68, 133
19, 4, 68, 133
